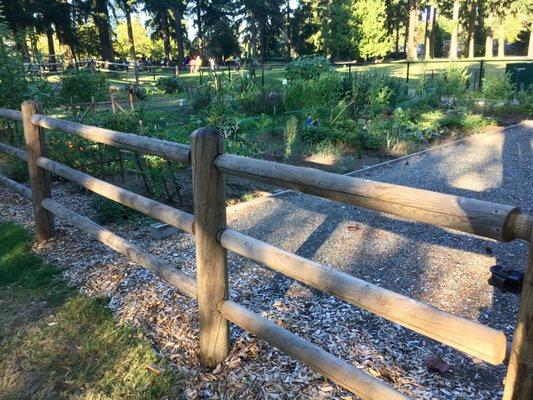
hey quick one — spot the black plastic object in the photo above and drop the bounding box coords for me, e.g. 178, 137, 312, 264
488, 265, 524, 294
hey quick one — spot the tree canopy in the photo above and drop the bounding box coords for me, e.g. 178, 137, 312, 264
0, 0, 531, 62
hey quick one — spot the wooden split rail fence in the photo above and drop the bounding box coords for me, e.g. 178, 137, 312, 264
0, 101, 531, 399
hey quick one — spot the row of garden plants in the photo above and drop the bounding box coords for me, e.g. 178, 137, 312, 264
1, 56, 531, 216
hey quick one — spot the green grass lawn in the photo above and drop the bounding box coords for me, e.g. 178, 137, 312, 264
99, 57, 528, 90
0, 222, 182, 400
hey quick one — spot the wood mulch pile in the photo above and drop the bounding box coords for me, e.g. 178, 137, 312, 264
1, 180, 517, 399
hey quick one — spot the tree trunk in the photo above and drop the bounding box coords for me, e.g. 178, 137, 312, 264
196, 0, 203, 56
424, 6, 432, 59
403, 23, 408, 56
431, 6, 437, 58
92, 0, 114, 61
449, 0, 460, 59
527, 22, 533, 58
14, 29, 30, 60
286, 0, 291, 58
259, 21, 267, 63
497, 24, 505, 58
162, 11, 171, 61
46, 30, 57, 71
173, 6, 185, 63
395, 21, 400, 54
485, 12, 494, 58
466, 0, 476, 58
406, 4, 418, 61
250, 15, 258, 58
125, 9, 136, 61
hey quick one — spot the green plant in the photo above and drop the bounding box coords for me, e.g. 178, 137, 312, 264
285, 55, 334, 81
188, 84, 213, 111
239, 90, 284, 115
283, 116, 298, 159
518, 88, 533, 117
0, 18, 27, 109
482, 72, 515, 102
59, 69, 108, 105
207, 101, 240, 138
368, 82, 392, 114
1, 158, 28, 182
101, 111, 140, 133
344, 69, 407, 116
25, 77, 58, 109
91, 194, 139, 224
301, 125, 337, 144
156, 76, 183, 94
434, 66, 469, 99
284, 73, 342, 110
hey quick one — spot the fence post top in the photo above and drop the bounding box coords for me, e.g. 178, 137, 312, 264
190, 126, 222, 140
21, 99, 41, 108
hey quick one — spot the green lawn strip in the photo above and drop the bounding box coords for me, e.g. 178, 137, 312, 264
0, 221, 181, 400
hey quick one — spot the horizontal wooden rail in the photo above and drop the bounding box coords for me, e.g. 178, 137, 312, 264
0, 173, 31, 199
218, 300, 409, 400
41, 198, 198, 298
0, 108, 22, 121
0, 142, 27, 161
31, 114, 191, 163
36, 157, 194, 234
215, 154, 532, 242
220, 229, 508, 365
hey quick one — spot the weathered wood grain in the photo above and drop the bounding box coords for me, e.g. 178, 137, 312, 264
215, 154, 531, 242
191, 127, 230, 368
22, 100, 54, 241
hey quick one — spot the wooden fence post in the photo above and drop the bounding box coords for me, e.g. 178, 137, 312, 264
21, 100, 54, 241
503, 234, 533, 399
191, 127, 230, 368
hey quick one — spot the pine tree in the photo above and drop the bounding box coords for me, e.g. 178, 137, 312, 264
352, 0, 392, 60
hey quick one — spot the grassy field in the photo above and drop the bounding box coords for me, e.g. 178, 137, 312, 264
95, 57, 529, 90
0, 222, 182, 400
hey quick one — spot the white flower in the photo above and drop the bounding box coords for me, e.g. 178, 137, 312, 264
282, 79, 288, 86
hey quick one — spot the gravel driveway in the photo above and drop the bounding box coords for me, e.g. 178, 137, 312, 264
0, 123, 531, 399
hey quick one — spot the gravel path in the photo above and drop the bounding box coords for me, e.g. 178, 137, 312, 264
0, 123, 531, 399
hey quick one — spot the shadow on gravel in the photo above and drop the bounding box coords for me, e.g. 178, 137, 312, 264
228, 127, 531, 395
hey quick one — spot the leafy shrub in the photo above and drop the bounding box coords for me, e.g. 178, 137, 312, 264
284, 73, 342, 110
227, 71, 259, 97
101, 111, 140, 133
283, 116, 298, 159
434, 66, 469, 99
25, 77, 58, 109
239, 90, 284, 115
156, 76, 183, 94
334, 118, 365, 147
91, 194, 139, 224
0, 20, 28, 109
1, 158, 28, 182
301, 125, 337, 144
207, 101, 240, 138
440, 109, 495, 132
188, 84, 213, 111
59, 69, 108, 105
482, 73, 515, 102
518, 88, 533, 117
285, 55, 334, 81
344, 69, 407, 116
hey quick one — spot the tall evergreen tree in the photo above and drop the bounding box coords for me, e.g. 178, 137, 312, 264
352, 0, 392, 60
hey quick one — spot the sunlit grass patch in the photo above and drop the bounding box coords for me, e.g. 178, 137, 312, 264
0, 222, 182, 400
